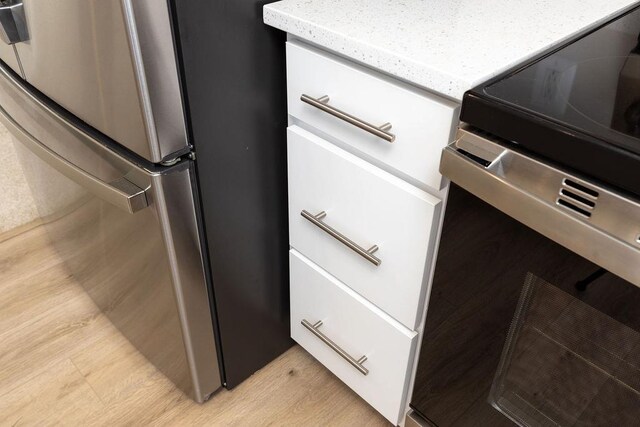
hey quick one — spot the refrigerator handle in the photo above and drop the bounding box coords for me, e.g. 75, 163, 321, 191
0, 105, 149, 214
0, 0, 28, 44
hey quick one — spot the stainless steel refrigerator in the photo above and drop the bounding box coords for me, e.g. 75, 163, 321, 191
0, 0, 291, 402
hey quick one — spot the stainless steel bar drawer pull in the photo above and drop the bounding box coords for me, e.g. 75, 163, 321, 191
301, 210, 381, 266
300, 94, 396, 143
301, 319, 369, 375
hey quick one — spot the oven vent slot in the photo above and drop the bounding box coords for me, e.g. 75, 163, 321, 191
560, 189, 596, 208
557, 198, 592, 218
563, 179, 599, 199
556, 178, 598, 219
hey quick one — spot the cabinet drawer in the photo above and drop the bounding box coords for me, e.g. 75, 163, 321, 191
286, 40, 459, 191
290, 250, 418, 425
288, 125, 441, 329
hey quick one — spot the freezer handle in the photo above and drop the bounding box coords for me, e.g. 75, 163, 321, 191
0, 105, 149, 214
0, 0, 28, 44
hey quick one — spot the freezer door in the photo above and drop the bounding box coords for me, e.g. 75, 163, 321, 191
0, 43, 19, 76
9, 0, 187, 163
0, 59, 221, 402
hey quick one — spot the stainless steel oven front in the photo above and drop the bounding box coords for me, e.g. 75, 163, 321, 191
408, 128, 640, 427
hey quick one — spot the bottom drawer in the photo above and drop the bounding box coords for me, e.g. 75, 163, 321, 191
290, 249, 418, 424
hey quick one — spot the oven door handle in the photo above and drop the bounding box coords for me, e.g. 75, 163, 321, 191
440, 127, 640, 288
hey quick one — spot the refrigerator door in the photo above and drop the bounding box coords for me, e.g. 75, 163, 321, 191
0, 60, 221, 402
9, 0, 187, 163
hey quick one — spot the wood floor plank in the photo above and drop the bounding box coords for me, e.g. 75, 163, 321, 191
0, 225, 61, 287
153, 347, 389, 426
0, 358, 104, 427
70, 327, 162, 405
0, 224, 391, 426
0, 218, 42, 245
0, 263, 74, 335
0, 265, 114, 396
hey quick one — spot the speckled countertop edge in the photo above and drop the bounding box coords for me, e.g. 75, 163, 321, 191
264, 1, 640, 101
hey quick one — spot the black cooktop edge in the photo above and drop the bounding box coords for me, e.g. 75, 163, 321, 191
460, 92, 640, 200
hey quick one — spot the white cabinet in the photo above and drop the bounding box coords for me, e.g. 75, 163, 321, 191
288, 125, 441, 329
287, 40, 459, 192
284, 40, 458, 425
290, 250, 418, 424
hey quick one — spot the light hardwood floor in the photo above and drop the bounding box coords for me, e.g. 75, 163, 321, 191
0, 225, 390, 426
0, 124, 39, 234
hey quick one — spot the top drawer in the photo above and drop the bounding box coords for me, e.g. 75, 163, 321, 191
286, 41, 459, 192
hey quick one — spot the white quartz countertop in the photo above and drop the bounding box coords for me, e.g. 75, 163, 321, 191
264, 0, 639, 101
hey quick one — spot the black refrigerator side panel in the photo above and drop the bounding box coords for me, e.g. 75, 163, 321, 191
170, 0, 293, 387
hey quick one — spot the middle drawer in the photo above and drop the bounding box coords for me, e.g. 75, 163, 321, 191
288, 125, 441, 329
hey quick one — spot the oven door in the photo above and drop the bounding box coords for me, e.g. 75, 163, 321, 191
410, 129, 640, 426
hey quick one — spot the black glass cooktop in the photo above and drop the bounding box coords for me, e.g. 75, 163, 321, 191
462, 5, 640, 197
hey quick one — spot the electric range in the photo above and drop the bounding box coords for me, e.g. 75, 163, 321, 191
461, 5, 640, 197
408, 5, 640, 427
